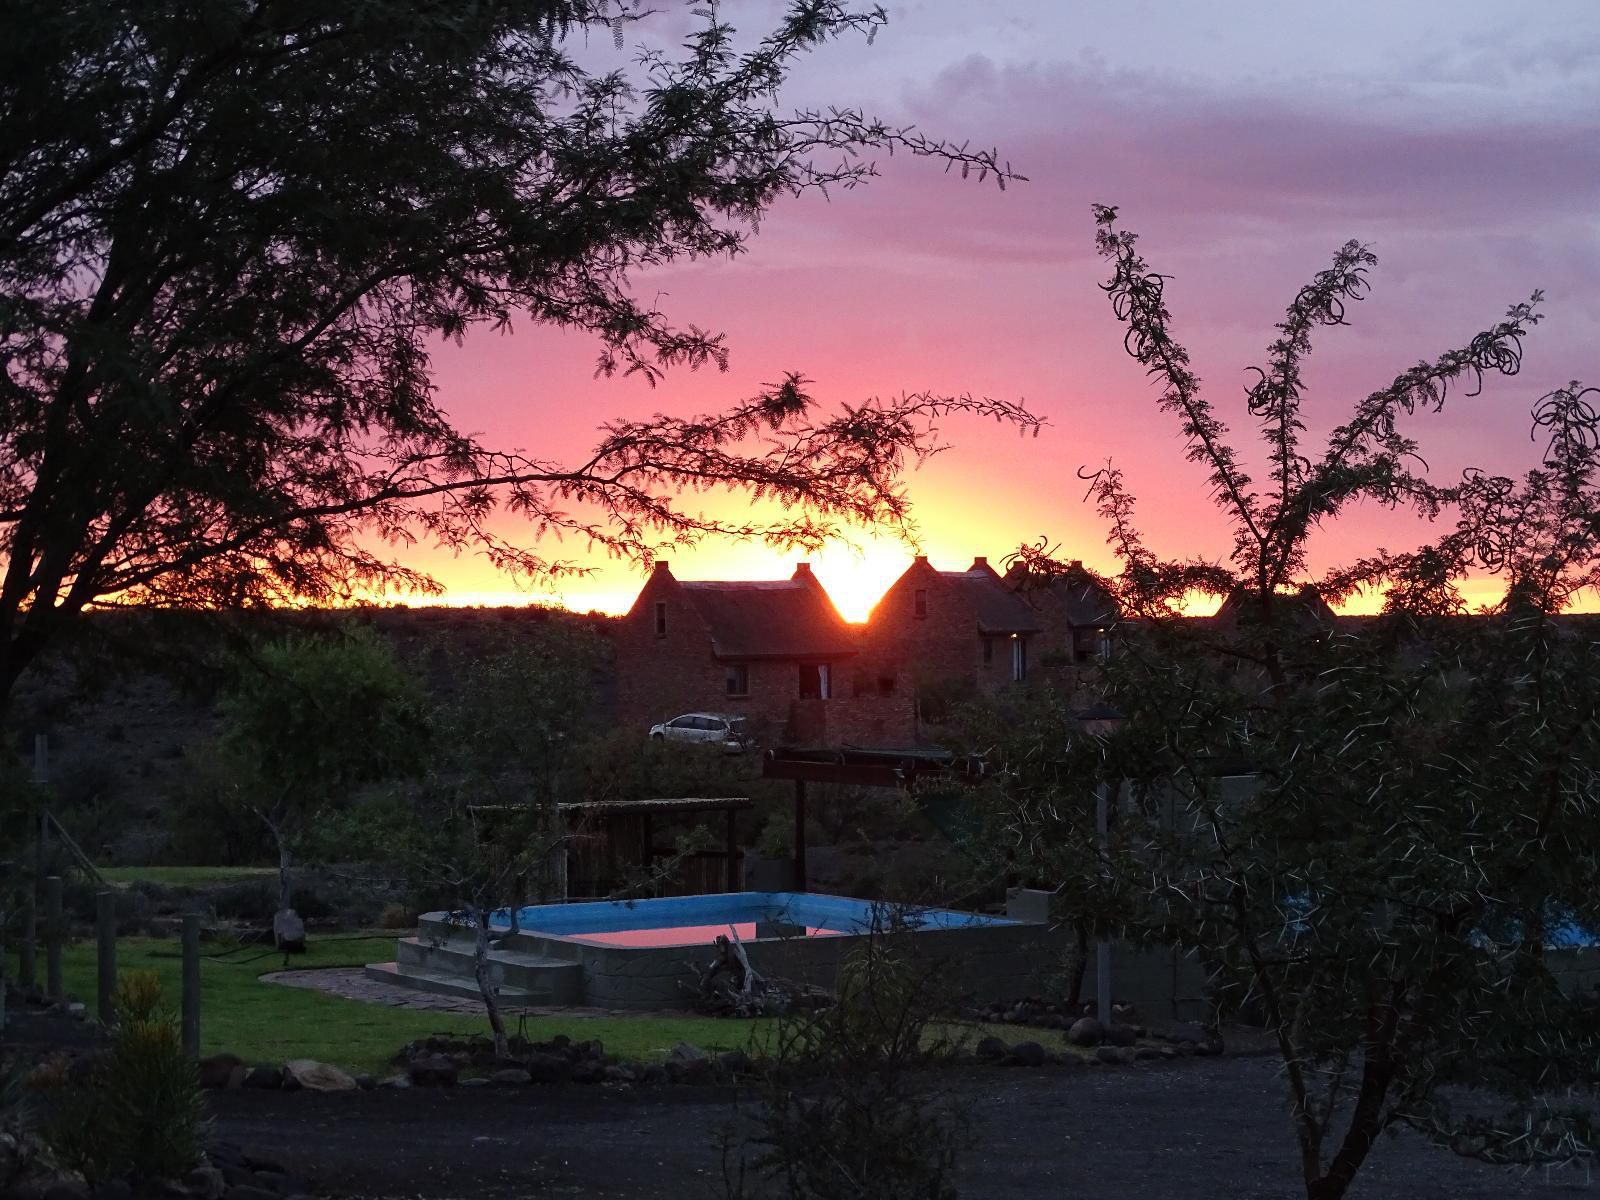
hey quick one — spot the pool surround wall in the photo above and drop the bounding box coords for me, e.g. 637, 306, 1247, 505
414, 891, 1054, 1011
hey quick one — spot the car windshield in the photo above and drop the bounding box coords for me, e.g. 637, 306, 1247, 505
726, 719, 749, 735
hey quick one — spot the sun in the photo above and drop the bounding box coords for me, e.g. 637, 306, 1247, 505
807, 540, 920, 623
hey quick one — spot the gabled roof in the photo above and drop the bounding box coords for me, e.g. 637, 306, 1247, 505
1006, 561, 1121, 627
935, 568, 1042, 634
678, 568, 856, 660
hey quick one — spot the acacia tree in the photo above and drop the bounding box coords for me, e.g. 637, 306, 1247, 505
987, 208, 1600, 1200
0, 0, 1039, 717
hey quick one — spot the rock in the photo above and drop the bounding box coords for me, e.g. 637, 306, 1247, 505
65, 1002, 87, 1020
207, 1143, 247, 1169
353, 1073, 376, 1090
1095, 1045, 1135, 1066
638, 1064, 667, 1085
1164, 1022, 1210, 1046
1134, 1046, 1163, 1060
42, 1184, 90, 1200
669, 1041, 707, 1063
580, 1039, 605, 1061
272, 909, 306, 953
227, 1188, 280, 1200
377, 1074, 412, 1089
1159, 1046, 1181, 1059
491, 1068, 531, 1086
603, 1065, 637, 1084
974, 1036, 1008, 1062
407, 1053, 459, 1087
91, 1181, 131, 1200
717, 1048, 752, 1076
1105, 1023, 1139, 1048
1067, 1017, 1104, 1047
461, 1077, 489, 1088
283, 1059, 357, 1092
524, 1053, 571, 1084
227, 1065, 249, 1089
197, 1053, 245, 1089
1007, 1041, 1048, 1068
243, 1065, 283, 1090
185, 1167, 225, 1200
570, 1059, 604, 1085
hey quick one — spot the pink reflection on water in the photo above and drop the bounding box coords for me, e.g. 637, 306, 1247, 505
568, 922, 844, 948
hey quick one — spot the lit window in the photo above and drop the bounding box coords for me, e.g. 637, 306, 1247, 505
725, 663, 749, 697
799, 662, 832, 699
1011, 635, 1027, 682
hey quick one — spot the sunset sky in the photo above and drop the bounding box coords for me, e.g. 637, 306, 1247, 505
403, 0, 1600, 621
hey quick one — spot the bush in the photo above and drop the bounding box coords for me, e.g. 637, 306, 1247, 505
380, 901, 418, 929
726, 932, 970, 1200
161, 745, 273, 867
41, 971, 207, 1185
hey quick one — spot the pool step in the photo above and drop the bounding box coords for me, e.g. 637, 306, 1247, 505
372, 936, 583, 1004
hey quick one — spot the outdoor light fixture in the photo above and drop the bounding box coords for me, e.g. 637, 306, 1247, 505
1075, 702, 1125, 1025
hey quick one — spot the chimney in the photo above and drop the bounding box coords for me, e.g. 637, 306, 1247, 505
792, 562, 814, 580
652, 560, 672, 575
913, 554, 930, 566
971, 555, 989, 572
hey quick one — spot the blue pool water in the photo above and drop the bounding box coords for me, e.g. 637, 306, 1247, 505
493, 891, 1013, 949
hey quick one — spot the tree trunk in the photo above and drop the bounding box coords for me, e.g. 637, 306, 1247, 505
1065, 920, 1089, 1008
473, 909, 510, 1060
277, 841, 293, 915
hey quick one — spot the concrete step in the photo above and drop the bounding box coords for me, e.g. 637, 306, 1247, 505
393, 937, 584, 1002
363, 960, 577, 1006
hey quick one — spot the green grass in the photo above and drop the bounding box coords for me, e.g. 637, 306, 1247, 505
15, 935, 771, 1076
12, 934, 1086, 1076
99, 866, 276, 887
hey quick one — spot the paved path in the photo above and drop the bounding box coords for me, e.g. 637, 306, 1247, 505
261, 966, 629, 1018
212, 1057, 1597, 1199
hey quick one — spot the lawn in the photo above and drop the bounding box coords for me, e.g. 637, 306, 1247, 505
99, 866, 277, 887
15, 935, 777, 1075
12, 934, 1084, 1076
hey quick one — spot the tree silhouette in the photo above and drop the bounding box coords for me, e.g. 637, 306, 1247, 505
0, 1, 1039, 716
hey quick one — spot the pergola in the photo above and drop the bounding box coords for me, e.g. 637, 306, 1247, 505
559, 796, 752, 895
759, 746, 988, 891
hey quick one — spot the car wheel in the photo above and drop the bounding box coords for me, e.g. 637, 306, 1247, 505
650, 732, 664, 740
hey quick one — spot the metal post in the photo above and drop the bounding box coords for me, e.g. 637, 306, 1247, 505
45, 875, 63, 1001
1096, 780, 1112, 1025
96, 890, 116, 1025
793, 780, 808, 892
181, 912, 201, 1059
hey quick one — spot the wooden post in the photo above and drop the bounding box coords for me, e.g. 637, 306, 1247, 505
45, 875, 63, 1001
181, 912, 201, 1059
0, 860, 10, 1031
724, 806, 738, 893
793, 780, 807, 892
96, 890, 116, 1025
18, 870, 36, 991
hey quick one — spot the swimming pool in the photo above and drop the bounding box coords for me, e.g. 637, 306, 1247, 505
380, 891, 1047, 1011
494, 892, 1012, 948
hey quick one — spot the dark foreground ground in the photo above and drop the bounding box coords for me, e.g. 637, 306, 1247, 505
211, 1057, 1597, 1200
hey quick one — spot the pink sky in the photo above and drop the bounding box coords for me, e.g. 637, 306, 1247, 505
388, 1, 1600, 620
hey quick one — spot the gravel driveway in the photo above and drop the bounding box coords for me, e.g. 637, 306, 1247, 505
210, 1056, 1596, 1199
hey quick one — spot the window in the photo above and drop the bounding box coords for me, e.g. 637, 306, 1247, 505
653, 601, 667, 636
799, 662, 832, 700
877, 674, 897, 696
725, 663, 749, 697
913, 589, 928, 619
982, 637, 993, 665
1011, 635, 1027, 682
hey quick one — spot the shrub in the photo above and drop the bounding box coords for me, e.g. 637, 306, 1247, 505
380, 901, 418, 929
726, 930, 970, 1200
41, 971, 208, 1185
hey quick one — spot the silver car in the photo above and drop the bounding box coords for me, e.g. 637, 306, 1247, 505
648, 712, 752, 753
